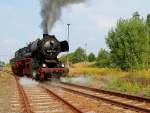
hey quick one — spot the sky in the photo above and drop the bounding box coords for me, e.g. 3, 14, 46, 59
0, 0, 150, 63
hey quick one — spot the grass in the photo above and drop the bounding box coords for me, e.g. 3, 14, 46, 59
67, 62, 150, 97
102, 76, 150, 97
68, 67, 111, 76
63, 74, 150, 97
69, 67, 150, 79
70, 62, 150, 78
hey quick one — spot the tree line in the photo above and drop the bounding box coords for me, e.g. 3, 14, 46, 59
60, 47, 109, 67
60, 47, 95, 64
60, 12, 150, 71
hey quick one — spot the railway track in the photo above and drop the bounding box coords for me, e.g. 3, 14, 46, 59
11, 76, 83, 113
5, 69, 150, 113
49, 81, 150, 113
10, 75, 136, 112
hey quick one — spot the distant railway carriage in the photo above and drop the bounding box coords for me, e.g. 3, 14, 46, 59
10, 34, 69, 80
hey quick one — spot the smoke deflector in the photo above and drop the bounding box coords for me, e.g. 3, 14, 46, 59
60, 41, 69, 52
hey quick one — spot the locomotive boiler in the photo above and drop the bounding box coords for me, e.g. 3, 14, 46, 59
10, 34, 69, 80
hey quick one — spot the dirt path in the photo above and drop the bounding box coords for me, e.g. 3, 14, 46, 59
0, 71, 17, 113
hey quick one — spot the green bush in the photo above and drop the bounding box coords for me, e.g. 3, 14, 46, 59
88, 53, 96, 62
96, 49, 110, 67
60, 47, 87, 64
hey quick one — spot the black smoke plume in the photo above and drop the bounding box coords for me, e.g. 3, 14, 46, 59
40, 0, 85, 34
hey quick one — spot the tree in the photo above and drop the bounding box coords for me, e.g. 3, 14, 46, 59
146, 14, 150, 29
59, 53, 74, 63
96, 49, 110, 67
146, 14, 150, 65
59, 55, 66, 63
106, 12, 149, 70
88, 53, 96, 62
60, 47, 87, 64
72, 47, 87, 63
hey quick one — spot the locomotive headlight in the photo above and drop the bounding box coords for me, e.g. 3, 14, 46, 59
42, 64, 46, 68
62, 64, 65, 67
32, 71, 37, 78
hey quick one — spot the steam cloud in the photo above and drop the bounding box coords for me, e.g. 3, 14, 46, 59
40, 0, 85, 34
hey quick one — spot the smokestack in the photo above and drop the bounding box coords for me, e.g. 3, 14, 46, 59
43, 34, 49, 37
40, 0, 86, 34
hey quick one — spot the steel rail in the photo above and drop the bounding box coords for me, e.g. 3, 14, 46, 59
60, 82, 150, 102
15, 76, 32, 113
8, 71, 82, 113
56, 83, 150, 113
41, 85, 84, 113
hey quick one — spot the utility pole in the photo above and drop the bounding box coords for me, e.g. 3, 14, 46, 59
67, 24, 70, 68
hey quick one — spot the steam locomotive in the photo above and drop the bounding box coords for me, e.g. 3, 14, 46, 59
10, 34, 69, 80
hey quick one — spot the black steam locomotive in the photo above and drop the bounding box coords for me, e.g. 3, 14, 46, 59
10, 34, 69, 80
